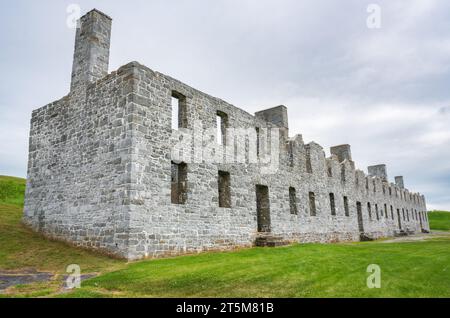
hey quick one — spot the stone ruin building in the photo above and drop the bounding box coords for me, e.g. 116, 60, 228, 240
23, 9, 429, 260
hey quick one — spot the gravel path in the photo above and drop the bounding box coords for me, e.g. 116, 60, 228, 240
381, 231, 450, 243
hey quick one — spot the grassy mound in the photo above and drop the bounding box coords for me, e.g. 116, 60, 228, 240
0, 176, 26, 206
428, 211, 450, 231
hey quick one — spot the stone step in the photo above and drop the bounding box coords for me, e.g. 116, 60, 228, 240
255, 233, 289, 247
359, 233, 374, 241
394, 230, 408, 237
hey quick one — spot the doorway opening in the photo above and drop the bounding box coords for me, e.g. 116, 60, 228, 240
256, 185, 271, 232
357, 201, 364, 233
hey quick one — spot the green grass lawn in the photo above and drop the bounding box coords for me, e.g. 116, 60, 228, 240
0, 175, 449, 297
428, 211, 450, 231
65, 238, 450, 298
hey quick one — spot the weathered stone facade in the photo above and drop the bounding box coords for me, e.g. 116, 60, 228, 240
23, 9, 429, 260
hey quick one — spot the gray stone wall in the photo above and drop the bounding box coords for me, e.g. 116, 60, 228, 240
23, 9, 429, 260
23, 63, 140, 258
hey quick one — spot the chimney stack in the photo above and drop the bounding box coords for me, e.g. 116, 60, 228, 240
70, 9, 112, 91
330, 144, 352, 163
395, 176, 404, 189
368, 164, 388, 182
255, 105, 289, 141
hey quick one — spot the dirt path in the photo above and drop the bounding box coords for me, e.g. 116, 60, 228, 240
0, 269, 96, 292
0, 269, 53, 290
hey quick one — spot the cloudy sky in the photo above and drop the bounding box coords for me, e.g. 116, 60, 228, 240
1, 0, 449, 210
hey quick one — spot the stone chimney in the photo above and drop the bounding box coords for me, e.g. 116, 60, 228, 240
368, 164, 388, 182
255, 105, 289, 141
70, 9, 112, 91
330, 144, 352, 163
395, 176, 404, 189
255, 105, 288, 129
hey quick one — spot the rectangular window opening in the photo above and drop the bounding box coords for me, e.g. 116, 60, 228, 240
216, 111, 228, 145
344, 196, 349, 216
309, 192, 316, 216
306, 147, 313, 173
289, 187, 298, 215
255, 127, 260, 157
218, 170, 231, 208
171, 161, 187, 204
329, 193, 336, 216
171, 91, 187, 130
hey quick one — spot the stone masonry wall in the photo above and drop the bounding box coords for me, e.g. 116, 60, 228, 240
122, 62, 429, 259
23, 64, 141, 258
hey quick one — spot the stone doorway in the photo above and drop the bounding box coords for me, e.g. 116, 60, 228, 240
256, 185, 271, 232
397, 209, 402, 230
419, 212, 423, 231
356, 201, 364, 233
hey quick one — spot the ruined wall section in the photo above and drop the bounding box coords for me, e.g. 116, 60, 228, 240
119, 62, 428, 259
23, 66, 139, 258
23, 60, 429, 260
121, 63, 267, 258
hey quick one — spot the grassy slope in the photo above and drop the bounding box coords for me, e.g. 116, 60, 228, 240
428, 211, 450, 231
0, 176, 123, 281
0, 175, 449, 297
0, 203, 123, 273
0, 176, 26, 206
